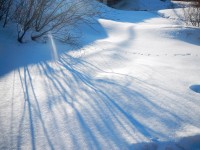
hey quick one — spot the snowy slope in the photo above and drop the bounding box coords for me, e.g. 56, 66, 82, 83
1, 1, 200, 150
113, 0, 173, 10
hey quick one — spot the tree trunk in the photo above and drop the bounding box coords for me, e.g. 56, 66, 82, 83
18, 31, 26, 43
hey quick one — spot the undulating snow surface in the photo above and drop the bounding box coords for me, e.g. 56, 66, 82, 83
0, 0, 200, 149
113, 0, 173, 10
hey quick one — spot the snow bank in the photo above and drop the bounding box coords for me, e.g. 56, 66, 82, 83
113, 0, 173, 10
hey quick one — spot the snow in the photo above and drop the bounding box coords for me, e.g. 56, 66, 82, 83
1, 0, 200, 149
113, 0, 173, 10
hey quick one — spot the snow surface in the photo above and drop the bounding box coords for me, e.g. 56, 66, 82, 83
0, 0, 200, 149
113, 0, 173, 10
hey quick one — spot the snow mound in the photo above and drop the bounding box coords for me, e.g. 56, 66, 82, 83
113, 0, 173, 11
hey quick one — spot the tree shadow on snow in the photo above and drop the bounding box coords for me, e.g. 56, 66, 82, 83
12, 53, 199, 149
0, 19, 108, 77
1, 8, 200, 149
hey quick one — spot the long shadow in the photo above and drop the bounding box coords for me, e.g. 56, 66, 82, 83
0, 19, 108, 77
0, 1, 165, 78
6, 50, 199, 149
2, 5, 199, 149
16, 66, 54, 150
23, 54, 190, 148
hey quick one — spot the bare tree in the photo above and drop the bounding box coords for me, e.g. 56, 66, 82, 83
184, 0, 200, 27
13, 0, 38, 42
0, 0, 13, 27
0, 0, 6, 20
12, 0, 100, 43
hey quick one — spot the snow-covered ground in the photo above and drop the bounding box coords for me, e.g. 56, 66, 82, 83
113, 0, 173, 10
0, 0, 200, 149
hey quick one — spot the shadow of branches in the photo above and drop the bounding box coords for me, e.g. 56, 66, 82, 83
11, 52, 198, 149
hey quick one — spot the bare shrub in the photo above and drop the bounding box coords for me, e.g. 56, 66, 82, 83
184, 0, 200, 27
31, 0, 99, 41
0, 0, 13, 27
11, 0, 100, 43
0, 0, 7, 20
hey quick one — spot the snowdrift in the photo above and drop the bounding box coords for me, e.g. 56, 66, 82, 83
113, 0, 173, 10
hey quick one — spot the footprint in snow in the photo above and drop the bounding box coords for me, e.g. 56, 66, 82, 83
174, 53, 191, 56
